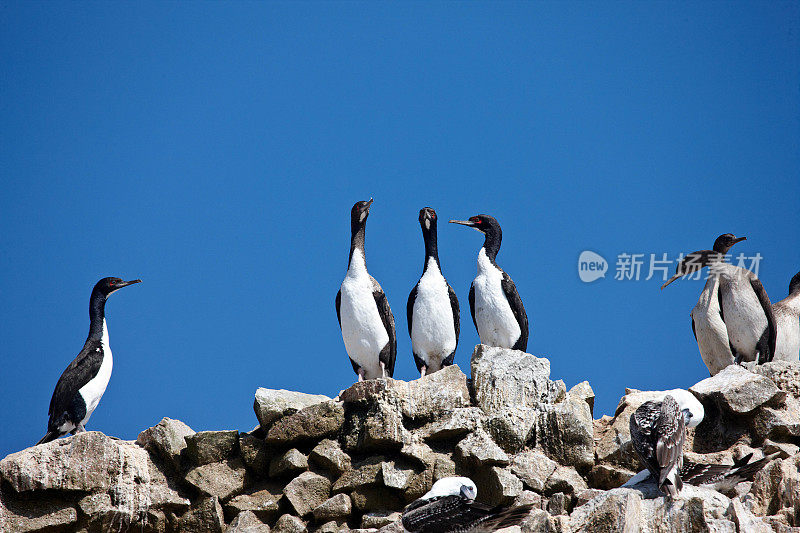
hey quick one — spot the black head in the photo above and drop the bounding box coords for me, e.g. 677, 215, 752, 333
449, 214, 501, 234
350, 199, 373, 227
789, 271, 800, 296
93, 277, 142, 297
713, 233, 746, 254
419, 207, 438, 232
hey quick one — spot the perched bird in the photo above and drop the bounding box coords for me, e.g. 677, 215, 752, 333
450, 215, 528, 352
407, 207, 460, 377
662, 234, 777, 365
628, 389, 704, 497
336, 199, 396, 381
38, 277, 142, 445
402, 476, 534, 533
771, 271, 800, 362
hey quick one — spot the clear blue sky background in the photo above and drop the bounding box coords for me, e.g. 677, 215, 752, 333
1, 3, 798, 458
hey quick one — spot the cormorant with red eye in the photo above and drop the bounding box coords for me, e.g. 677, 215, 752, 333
407, 207, 460, 377
37, 277, 142, 445
336, 199, 397, 381
449, 214, 528, 351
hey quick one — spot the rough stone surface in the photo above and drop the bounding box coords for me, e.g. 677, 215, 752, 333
266, 401, 344, 445
273, 514, 308, 533
185, 430, 239, 466
283, 471, 331, 517
227, 509, 271, 532
224, 485, 282, 522
690, 365, 783, 414
185, 458, 248, 500
137, 417, 195, 469
535, 395, 594, 471
511, 449, 558, 493
362, 511, 402, 529
313, 493, 352, 522
455, 430, 510, 467
254, 388, 331, 428
179, 496, 225, 533
269, 448, 308, 478
309, 439, 352, 476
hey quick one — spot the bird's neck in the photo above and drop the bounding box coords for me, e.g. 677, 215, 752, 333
482, 229, 501, 263
88, 291, 107, 341
348, 223, 367, 273
422, 226, 440, 273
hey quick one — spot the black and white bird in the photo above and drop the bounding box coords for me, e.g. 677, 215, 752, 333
449, 215, 528, 352
662, 234, 777, 365
37, 277, 141, 445
407, 207, 460, 377
628, 389, 704, 497
772, 271, 800, 362
336, 199, 397, 381
402, 476, 534, 533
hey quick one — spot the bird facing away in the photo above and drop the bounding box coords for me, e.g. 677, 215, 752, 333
38, 277, 142, 445
402, 476, 534, 533
449, 215, 528, 352
407, 207, 460, 377
629, 389, 704, 497
336, 199, 397, 381
771, 271, 800, 362
661, 234, 777, 365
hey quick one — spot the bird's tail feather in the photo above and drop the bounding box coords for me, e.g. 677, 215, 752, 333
471, 504, 535, 532
36, 431, 59, 445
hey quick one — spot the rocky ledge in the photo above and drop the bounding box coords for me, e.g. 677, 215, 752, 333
2, 346, 799, 532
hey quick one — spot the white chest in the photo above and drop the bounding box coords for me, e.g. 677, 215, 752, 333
718, 265, 768, 360
339, 250, 389, 377
774, 296, 800, 362
472, 249, 520, 349
78, 320, 113, 424
691, 276, 734, 375
411, 258, 457, 364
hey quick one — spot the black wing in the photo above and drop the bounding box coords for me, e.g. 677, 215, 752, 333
407, 283, 419, 337
47, 340, 104, 428
448, 282, 460, 348
691, 315, 698, 342
468, 282, 477, 333
335, 289, 342, 329
750, 277, 776, 363
630, 400, 661, 479
655, 395, 685, 492
372, 277, 397, 376
402, 495, 492, 533
501, 273, 529, 352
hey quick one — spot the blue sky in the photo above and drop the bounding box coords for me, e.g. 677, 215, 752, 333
1, 2, 798, 457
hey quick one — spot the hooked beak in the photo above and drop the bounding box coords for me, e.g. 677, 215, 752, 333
118, 279, 142, 288
460, 484, 476, 501
660, 274, 682, 290
733, 236, 747, 244
449, 219, 475, 227
365, 198, 374, 209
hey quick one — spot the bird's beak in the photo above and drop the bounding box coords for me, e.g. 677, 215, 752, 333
660, 274, 682, 290
460, 485, 476, 500
119, 279, 142, 288
449, 219, 475, 227
365, 198, 374, 209
733, 236, 747, 244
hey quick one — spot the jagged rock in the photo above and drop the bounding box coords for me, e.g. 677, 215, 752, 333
547, 492, 570, 515
751, 396, 800, 441
432, 454, 456, 481
0, 497, 78, 533
362, 401, 406, 450
511, 449, 558, 493
227, 510, 271, 533
455, 430, 510, 467
266, 402, 344, 445
179, 496, 225, 533
315, 520, 349, 533
185, 458, 248, 500
471, 345, 566, 414
380, 461, 413, 490
535, 394, 594, 471
690, 365, 784, 414
269, 449, 308, 478
362, 511, 402, 529
185, 430, 239, 466
750, 454, 800, 525
254, 388, 331, 428
588, 464, 634, 490
729, 499, 773, 533
473, 466, 522, 506
350, 487, 403, 512
418, 408, 482, 440
576, 488, 605, 506
224, 485, 283, 522
483, 411, 536, 453
273, 514, 308, 533
339, 366, 471, 419
240, 434, 270, 473
313, 493, 352, 522
399, 438, 434, 468
754, 360, 800, 398
569, 381, 596, 416
763, 439, 800, 459
332, 457, 383, 492
284, 471, 331, 517
137, 417, 195, 469
544, 465, 588, 495
309, 439, 352, 476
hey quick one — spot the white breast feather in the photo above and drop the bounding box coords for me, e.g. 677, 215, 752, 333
472, 248, 520, 349
691, 275, 735, 375
339, 249, 389, 379
773, 295, 800, 362
717, 264, 768, 361
411, 258, 457, 371
78, 319, 113, 426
